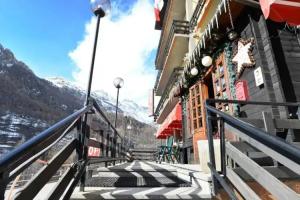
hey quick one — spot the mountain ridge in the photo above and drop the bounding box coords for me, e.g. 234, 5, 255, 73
0, 44, 156, 155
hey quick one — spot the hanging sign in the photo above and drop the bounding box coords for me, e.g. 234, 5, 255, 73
254, 67, 264, 87
88, 138, 101, 157
235, 80, 249, 101
232, 38, 255, 78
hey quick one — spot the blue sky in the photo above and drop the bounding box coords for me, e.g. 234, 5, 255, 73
0, 0, 160, 105
0, 0, 146, 79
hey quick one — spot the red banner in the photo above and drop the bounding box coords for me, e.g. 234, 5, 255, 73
88, 138, 101, 157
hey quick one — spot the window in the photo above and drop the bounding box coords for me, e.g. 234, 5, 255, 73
189, 82, 204, 132
212, 53, 232, 113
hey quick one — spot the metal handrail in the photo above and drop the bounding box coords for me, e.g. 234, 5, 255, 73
92, 99, 122, 139
189, 0, 206, 30
206, 99, 300, 107
0, 106, 89, 175
205, 101, 300, 165
205, 99, 300, 198
0, 98, 126, 199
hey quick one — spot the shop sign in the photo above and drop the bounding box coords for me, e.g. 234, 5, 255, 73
235, 80, 249, 101
254, 67, 264, 87
88, 138, 101, 157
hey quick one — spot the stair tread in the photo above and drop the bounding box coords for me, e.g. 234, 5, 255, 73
71, 187, 212, 199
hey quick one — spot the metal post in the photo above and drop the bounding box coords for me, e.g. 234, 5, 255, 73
180, 96, 187, 164
100, 130, 104, 156
0, 172, 8, 200
80, 125, 90, 192
106, 133, 109, 157
206, 107, 217, 195
114, 88, 120, 128
85, 14, 101, 105
220, 118, 226, 176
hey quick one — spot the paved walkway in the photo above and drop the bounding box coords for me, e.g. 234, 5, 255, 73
71, 161, 212, 199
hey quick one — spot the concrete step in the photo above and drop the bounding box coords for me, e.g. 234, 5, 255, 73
86, 161, 190, 187
71, 187, 212, 199
148, 162, 212, 188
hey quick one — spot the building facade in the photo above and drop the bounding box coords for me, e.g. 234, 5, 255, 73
153, 0, 300, 164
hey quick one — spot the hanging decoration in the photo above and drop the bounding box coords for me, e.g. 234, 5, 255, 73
224, 42, 239, 116
181, 0, 230, 86
232, 38, 255, 78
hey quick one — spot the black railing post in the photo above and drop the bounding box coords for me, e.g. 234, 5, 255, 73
80, 124, 90, 192
205, 103, 217, 195
100, 130, 104, 157
0, 172, 8, 200
220, 118, 226, 177
76, 117, 83, 163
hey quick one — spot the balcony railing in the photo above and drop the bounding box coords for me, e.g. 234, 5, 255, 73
156, 20, 190, 70
154, 68, 183, 120
189, 0, 206, 31
154, 70, 162, 92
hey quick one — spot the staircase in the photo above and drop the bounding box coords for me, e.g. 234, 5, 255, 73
71, 161, 212, 199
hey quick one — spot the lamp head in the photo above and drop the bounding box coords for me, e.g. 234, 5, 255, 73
91, 0, 111, 17
114, 77, 124, 89
226, 27, 238, 41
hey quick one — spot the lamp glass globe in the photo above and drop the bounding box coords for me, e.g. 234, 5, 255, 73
114, 77, 124, 88
191, 67, 199, 76
91, 0, 111, 16
202, 56, 213, 67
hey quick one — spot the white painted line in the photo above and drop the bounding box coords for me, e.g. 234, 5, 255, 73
132, 187, 165, 199
139, 161, 154, 170
178, 187, 197, 199
101, 191, 116, 199
125, 161, 136, 170
163, 187, 193, 199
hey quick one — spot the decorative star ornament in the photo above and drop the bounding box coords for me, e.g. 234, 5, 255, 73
232, 38, 255, 78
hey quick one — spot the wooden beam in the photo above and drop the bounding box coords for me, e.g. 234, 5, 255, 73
233, 166, 300, 181
225, 123, 300, 175
274, 119, 300, 129
226, 143, 300, 200
226, 167, 261, 200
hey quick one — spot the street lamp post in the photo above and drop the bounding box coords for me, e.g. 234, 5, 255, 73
113, 77, 124, 127
80, 0, 111, 192
112, 77, 123, 162
85, 0, 111, 104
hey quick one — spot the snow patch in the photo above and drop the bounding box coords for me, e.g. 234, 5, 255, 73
47, 77, 154, 124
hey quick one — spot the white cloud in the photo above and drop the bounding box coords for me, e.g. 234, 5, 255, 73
69, 0, 160, 106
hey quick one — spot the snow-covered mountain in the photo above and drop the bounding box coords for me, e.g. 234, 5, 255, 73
0, 44, 156, 156
47, 77, 152, 124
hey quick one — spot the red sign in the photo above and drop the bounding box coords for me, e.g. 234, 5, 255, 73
88, 138, 101, 157
235, 80, 249, 101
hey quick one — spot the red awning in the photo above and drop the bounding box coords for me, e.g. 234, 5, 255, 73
155, 103, 182, 139
260, 0, 300, 25
164, 103, 182, 129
